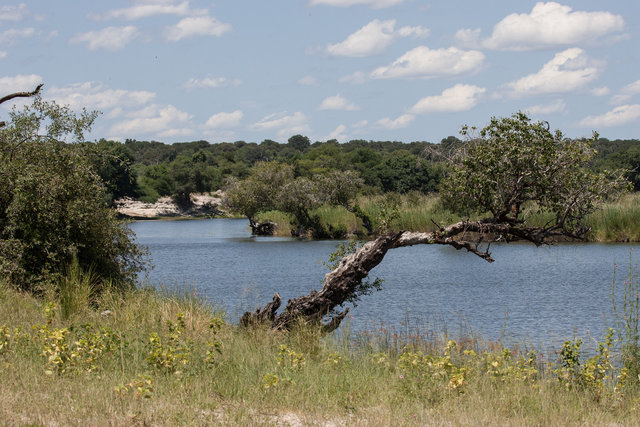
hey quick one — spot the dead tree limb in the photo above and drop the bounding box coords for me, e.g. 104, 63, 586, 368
0, 84, 44, 128
241, 219, 568, 332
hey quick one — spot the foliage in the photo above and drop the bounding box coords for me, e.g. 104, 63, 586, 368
0, 97, 147, 291
441, 112, 630, 235
224, 161, 363, 237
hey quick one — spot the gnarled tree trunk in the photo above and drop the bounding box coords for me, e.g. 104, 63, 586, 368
241, 218, 558, 332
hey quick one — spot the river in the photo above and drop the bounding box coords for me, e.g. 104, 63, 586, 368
130, 218, 637, 351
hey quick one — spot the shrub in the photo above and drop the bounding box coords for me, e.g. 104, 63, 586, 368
0, 96, 147, 291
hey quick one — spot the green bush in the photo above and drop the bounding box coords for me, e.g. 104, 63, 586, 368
0, 96, 147, 291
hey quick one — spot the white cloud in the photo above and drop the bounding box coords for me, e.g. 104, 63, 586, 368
251, 111, 310, 138
327, 19, 395, 57
183, 76, 241, 90
591, 87, 610, 96
318, 94, 359, 111
0, 51, 6, 59
525, 99, 566, 115
204, 110, 243, 129
70, 26, 139, 51
98, 1, 194, 21
298, 75, 319, 86
611, 80, 640, 105
371, 46, 485, 79
376, 114, 415, 130
0, 27, 35, 45
165, 16, 231, 41
326, 19, 428, 57
46, 82, 156, 111
506, 48, 599, 96
481, 2, 626, 51
351, 119, 368, 129
0, 4, 30, 23
580, 104, 640, 128
339, 71, 367, 84
110, 104, 193, 138
310, 0, 404, 9
454, 28, 482, 48
410, 84, 485, 113
327, 124, 348, 141
0, 74, 42, 95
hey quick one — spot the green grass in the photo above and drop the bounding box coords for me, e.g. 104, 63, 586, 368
257, 192, 640, 242
1, 275, 640, 426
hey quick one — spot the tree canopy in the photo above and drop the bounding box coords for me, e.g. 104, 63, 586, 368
0, 91, 146, 291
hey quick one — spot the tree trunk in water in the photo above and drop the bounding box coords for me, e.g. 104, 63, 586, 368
240, 218, 566, 332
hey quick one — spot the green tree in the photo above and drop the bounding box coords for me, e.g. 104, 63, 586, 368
83, 139, 139, 205
441, 112, 629, 235
0, 93, 146, 291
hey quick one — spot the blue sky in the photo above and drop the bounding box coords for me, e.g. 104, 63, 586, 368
1, 1, 639, 143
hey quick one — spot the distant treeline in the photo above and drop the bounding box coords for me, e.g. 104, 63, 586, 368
88, 135, 640, 204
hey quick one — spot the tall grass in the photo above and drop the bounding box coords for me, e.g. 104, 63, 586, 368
258, 192, 640, 242
1, 274, 640, 425
588, 193, 640, 242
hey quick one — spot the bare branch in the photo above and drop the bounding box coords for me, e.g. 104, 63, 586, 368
0, 83, 43, 106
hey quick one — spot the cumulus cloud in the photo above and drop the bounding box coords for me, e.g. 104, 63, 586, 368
464, 2, 626, 51
97, 1, 194, 21
376, 114, 415, 130
580, 104, 640, 128
46, 82, 156, 111
70, 26, 139, 51
0, 27, 35, 45
183, 76, 241, 90
251, 112, 310, 138
371, 46, 485, 79
326, 19, 428, 57
165, 16, 231, 41
410, 84, 485, 113
505, 48, 599, 96
110, 104, 193, 138
204, 110, 243, 129
310, 0, 404, 9
525, 99, 566, 115
318, 94, 359, 111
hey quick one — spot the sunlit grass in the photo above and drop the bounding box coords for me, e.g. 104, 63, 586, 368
1, 274, 640, 425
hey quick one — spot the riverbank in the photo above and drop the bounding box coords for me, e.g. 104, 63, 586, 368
1, 278, 639, 426
115, 192, 226, 219
256, 192, 640, 242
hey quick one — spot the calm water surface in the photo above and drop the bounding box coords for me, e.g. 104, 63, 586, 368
130, 218, 636, 350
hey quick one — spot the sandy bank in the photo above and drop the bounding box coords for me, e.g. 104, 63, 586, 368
115, 192, 225, 219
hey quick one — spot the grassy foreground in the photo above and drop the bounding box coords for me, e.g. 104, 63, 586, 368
1, 278, 640, 426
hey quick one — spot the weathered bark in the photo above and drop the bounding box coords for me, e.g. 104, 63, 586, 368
241, 218, 576, 332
